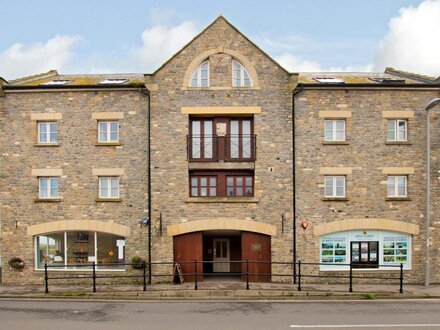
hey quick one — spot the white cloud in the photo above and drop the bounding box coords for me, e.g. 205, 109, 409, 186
0, 35, 83, 80
133, 21, 199, 72
275, 53, 323, 72
374, 0, 440, 76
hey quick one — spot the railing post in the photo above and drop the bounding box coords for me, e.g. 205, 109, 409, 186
349, 262, 353, 293
297, 260, 301, 291
292, 261, 296, 285
143, 261, 147, 291
194, 259, 198, 290
246, 259, 249, 290
92, 261, 96, 293
44, 263, 49, 294
148, 260, 152, 285
400, 263, 404, 294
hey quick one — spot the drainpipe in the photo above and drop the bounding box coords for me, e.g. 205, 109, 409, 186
292, 85, 304, 284
139, 87, 152, 284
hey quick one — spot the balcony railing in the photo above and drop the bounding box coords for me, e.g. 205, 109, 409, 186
187, 134, 256, 162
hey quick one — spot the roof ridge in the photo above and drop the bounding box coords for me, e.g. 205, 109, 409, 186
385, 67, 438, 84
9, 70, 58, 85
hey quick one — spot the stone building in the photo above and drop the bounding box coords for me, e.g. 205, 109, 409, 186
0, 16, 439, 285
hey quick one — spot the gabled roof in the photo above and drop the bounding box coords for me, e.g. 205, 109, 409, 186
151, 15, 290, 76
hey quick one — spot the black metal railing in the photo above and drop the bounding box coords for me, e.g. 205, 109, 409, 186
187, 134, 256, 162
43, 259, 404, 294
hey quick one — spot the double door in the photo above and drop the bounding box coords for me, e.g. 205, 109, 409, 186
351, 241, 379, 268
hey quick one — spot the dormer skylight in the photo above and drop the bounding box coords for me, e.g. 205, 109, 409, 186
41, 80, 71, 85
99, 79, 128, 84
313, 77, 345, 84
369, 78, 406, 84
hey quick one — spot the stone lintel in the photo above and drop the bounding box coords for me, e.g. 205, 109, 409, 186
319, 167, 352, 175
31, 168, 63, 176
382, 167, 414, 175
92, 168, 125, 176
181, 107, 261, 115
382, 111, 414, 118
319, 111, 352, 118
27, 220, 131, 237
31, 113, 62, 120
92, 112, 124, 120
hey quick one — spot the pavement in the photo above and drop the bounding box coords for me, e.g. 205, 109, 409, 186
1, 280, 440, 300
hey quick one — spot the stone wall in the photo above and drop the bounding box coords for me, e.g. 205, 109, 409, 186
0, 89, 149, 284
295, 88, 440, 283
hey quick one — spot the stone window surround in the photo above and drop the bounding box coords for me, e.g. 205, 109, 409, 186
382, 167, 414, 201
182, 48, 260, 90
319, 111, 351, 145
32, 168, 63, 202
31, 113, 62, 147
92, 112, 124, 146
319, 167, 352, 201
93, 168, 125, 202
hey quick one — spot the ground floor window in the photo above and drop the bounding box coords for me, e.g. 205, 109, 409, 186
35, 231, 125, 270
319, 230, 411, 270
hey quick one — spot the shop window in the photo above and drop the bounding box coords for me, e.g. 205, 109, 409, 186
383, 237, 408, 264
351, 241, 379, 268
35, 231, 125, 270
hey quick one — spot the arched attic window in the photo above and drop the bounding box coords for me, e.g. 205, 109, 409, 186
232, 60, 252, 87
190, 60, 209, 87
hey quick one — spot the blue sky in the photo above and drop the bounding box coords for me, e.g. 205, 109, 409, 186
1, 0, 439, 80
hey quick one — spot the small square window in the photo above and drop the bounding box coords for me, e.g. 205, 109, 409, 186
98, 121, 119, 143
387, 120, 407, 141
324, 176, 346, 198
99, 177, 120, 198
324, 120, 345, 141
387, 176, 407, 197
38, 122, 58, 143
39, 177, 59, 198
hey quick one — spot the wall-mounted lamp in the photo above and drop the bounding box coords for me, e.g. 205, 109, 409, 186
139, 217, 150, 228
301, 220, 309, 230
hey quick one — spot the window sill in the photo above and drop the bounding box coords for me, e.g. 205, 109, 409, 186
188, 162, 255, 170
95, 198, 122, 202
34, 143, 60, 147
322, 197, 350, 201
385, 141, 411, 145
185, 197, 259, 203
385, 197, 411, 201
95, 142, 122, 146
34, 198, 62, 203
322, 141, 350, 145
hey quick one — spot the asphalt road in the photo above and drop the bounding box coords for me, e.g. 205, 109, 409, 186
0, 299, 440, 330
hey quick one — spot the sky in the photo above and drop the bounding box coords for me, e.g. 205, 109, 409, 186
1, 0, 439, 80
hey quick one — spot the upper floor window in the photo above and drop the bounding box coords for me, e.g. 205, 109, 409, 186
98, 121, 119, 143
39, 177, 59, 199
387, 119, 407, 141
387, 176, 407, 198
190, 61, 209, 87
324, 120, 345, 141
191, 176, 217, 197
189, 172, 253, 197
324, 176, 345, 198
232, 60, 252, 87
226, 175, 253, 197
99, 177, 120, 199
38, 122, 58, 143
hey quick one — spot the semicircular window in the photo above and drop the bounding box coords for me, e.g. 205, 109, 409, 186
35, 231, 125, 270
232, 60, 252, 87
189, 60, 209, 87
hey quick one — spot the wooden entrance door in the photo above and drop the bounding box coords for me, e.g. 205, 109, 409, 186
241, 232, 271, 282
213, 239, 230, 272
173, 232, 203, 282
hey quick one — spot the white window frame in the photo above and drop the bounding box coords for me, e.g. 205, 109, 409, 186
38, 122, 58, 143
387, 119, 407, 141
324, 119, 346, 141
99, 176, 120, 199
190, 61, 209, 87
39, 177, 59, 199
232, 60, 252, 87
324, 176, 346, 198
98, 121, 119, 143
387, 175, 407, 198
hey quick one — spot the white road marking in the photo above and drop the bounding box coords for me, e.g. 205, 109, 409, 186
290, 325, 440, 328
